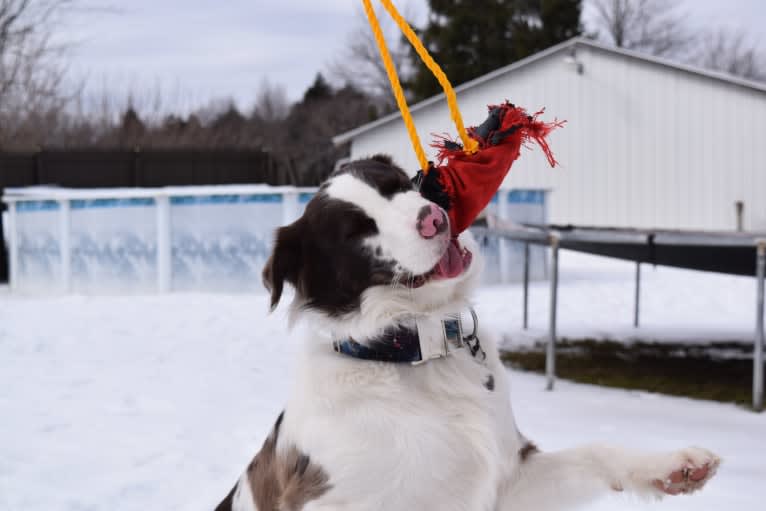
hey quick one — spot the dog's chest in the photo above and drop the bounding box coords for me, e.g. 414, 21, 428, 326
283, 349, 513, 510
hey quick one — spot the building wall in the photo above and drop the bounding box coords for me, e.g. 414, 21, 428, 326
350, 44, 766, 231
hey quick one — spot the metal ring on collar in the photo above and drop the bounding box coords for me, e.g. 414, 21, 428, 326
464, 307, 479, 341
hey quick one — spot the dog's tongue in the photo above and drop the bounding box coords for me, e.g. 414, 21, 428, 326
436, 240, 464, 278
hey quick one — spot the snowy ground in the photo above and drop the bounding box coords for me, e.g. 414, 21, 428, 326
1, 252, 764, 510
482, 250, 758, 348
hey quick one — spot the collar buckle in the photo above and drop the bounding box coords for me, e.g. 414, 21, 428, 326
410, 315, 464, 365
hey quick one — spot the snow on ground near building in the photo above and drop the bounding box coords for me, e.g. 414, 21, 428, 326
0, 252, 763, 510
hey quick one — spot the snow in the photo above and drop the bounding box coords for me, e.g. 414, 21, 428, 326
1, 251, 764, 510
479, 250, 758, 347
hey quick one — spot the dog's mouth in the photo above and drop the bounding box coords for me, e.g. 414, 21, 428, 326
408, 238, 473, 288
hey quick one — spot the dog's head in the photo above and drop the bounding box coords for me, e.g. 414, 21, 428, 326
263, 155, 481, 334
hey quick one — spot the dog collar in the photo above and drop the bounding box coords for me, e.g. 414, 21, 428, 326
332, 308, 485, 365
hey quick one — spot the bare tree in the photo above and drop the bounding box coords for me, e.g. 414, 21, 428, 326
0, 0, 77, 145
590, 0, 694, 58
696, 28, 765, 82
253, 76, 289, 122
326, 3, 415, 111
193, 97, 236, 126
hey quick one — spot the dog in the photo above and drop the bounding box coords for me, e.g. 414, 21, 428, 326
215, 155, 720, 511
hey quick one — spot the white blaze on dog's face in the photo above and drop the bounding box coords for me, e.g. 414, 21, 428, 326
262, 155, 479, 332
324, 165, 447, 278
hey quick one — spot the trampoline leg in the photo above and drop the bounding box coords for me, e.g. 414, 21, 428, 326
755, 241, 765, 412
546, 236, 559, 391
523, 242, 530, 330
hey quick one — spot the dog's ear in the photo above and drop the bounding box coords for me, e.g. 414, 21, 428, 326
262, 218, 305, 311
370, 153, 393, 165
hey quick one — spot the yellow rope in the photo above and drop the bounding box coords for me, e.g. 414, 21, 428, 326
362, 0, 429, 172
362, 0, 478, 173
378, 0, 478, 156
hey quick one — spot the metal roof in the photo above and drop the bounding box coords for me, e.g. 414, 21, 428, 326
333, 37, 766, 146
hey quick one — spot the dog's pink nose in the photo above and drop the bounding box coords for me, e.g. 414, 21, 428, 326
417, 204, 447, 239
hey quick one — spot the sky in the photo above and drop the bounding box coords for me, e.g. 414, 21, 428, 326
58, 0, 766, 115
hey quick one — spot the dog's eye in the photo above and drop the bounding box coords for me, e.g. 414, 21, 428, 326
380, 179, 412, 197
397, 182, 413, 194
342, 216, 377, 241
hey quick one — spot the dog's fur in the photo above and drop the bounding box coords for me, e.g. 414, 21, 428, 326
216, 156, 720, 511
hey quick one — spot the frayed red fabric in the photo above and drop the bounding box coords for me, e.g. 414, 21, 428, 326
425, 102, 563, 236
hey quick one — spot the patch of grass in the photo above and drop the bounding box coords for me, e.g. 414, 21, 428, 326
501, 339, 758, 409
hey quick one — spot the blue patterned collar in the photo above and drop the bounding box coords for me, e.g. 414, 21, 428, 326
332, 309, 484, 366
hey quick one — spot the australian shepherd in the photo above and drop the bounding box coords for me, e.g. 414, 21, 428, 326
215, 155, 719, 511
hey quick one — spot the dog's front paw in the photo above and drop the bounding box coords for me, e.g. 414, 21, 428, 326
647, 447, 720, 496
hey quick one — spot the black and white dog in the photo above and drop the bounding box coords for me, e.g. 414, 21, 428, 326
216, 155, 719, 511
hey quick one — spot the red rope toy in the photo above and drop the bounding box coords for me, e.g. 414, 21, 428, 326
417, 101, 564, 235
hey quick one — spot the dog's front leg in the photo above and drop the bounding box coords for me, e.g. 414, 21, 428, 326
499, 444, 720, 511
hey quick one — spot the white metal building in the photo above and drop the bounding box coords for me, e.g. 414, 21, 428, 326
334, 37, 766, 231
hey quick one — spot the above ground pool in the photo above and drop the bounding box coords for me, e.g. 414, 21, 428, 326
2, 186, 548, 293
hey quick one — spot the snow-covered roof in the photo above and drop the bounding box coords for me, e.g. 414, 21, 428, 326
333, 37, 766, 145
